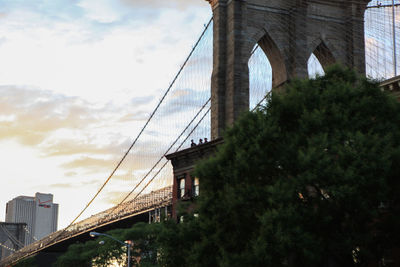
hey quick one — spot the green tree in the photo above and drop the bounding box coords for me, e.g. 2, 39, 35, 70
192, 66, 400, 267
54, 240, 99, 267
54, 223, 159, 267
14, 256, 37, 267
53, 219, 200, 267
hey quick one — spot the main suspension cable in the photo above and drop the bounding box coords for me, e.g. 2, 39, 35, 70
119, 105, 211, 209
63, 17, 213, 229
109, 97, 211, 214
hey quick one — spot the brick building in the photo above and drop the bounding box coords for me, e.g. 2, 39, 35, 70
166, 138, 223, 220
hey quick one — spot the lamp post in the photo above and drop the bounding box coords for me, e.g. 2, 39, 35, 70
89, 231, 131, 267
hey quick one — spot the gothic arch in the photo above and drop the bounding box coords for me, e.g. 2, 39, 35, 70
309, 39, 337, 71
248, 29, 287, 89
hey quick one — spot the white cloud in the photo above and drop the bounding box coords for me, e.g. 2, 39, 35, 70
0, 7, 210, 104
78, 0, 127, 23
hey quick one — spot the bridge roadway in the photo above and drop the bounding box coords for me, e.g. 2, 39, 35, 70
0, 186, 172, 267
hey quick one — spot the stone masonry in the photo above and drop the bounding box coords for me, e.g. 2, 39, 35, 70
205, 0, 371, 139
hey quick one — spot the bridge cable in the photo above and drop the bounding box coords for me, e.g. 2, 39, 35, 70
39, 97, 211, 245
109, 97, 211, 215
0, 241, 16, 252
110, 58, 275, 217
0, 225, 25, 249
252, 91, 272, 112
23, 225, 38, 242
30, 99, 211, 258
11, 18, 215, 258
116, 83, 275, 214
250, 44, 260, 56
117, 105, 212, 209
367, 3, 400, 8
63, 17, 213, 229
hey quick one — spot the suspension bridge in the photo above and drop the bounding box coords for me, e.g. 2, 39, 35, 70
1, 0, 400, 266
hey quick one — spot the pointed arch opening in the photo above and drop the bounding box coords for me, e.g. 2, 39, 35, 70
308, 41, 336, 78
314, 41, 336, 69
248, 31, 287, 109
308, 53, 325, 78
248, 45, 272, 109
258, 33, 288, 88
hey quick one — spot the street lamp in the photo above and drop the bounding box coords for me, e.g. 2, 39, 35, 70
89, 231, 131, 267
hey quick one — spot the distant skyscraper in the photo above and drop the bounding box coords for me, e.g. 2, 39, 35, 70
5, 193, 58, 245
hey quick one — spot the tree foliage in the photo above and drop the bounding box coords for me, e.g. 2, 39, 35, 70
54, 219, 200, 267
54, 66, 400, 266
13, 256, 37, 267
55, 223, 157, 267
193, 66, 400, 266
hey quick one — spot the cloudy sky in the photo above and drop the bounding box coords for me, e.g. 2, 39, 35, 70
0, 0, 210, 229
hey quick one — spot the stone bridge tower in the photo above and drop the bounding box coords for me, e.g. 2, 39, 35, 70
205, 0, 371, 139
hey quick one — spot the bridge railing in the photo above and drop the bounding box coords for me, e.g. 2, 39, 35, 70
0, 186, 172, 266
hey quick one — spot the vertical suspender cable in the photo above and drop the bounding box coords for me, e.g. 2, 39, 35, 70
59, 17, 213, 230
393, 0, 397, 76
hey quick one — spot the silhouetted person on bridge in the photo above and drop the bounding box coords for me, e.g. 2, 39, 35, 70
191, 139, 197, 147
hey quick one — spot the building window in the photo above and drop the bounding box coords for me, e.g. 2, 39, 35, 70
193, 177, 199, 197
179, 178, 185, 198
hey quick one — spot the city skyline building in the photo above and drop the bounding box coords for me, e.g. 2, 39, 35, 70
5, 193, 58, 245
